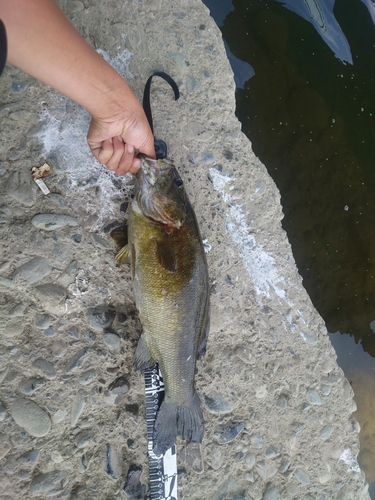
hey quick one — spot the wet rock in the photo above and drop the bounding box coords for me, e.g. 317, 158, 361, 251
31, 213, 78, 231
35, 314, 51, 329
11, 398, 51, 437
103, 444, 122, 480
71, 390, 87, 427
32, 359, 56, 379
295, 468, 311, 484
306, 389, 322, 405
17, 449, 40, 467
6, 170, 37, 206
86, 306, 116, 331
13, 257, 52, 283
35, 284, 66, 315
29, 470, 67, 497
214, 421, 244, 444
123, 464, 146, 499
102, 332, 120, 350
79, 369, 97, 386
181, 442, 203, 473
64, 348, 89, 372
74, 430, 94, 449
0, 433, 11, 460
203, 391, 232, 414
18, 378, 45, 395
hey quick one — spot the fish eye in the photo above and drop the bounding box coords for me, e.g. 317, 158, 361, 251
174, 178, 183, 187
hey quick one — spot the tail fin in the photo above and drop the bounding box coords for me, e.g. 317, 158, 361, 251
153, 392, 204, 456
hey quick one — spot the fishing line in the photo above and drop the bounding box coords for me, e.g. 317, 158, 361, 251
142, 71, 180, 160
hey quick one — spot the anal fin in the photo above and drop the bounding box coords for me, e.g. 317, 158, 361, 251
133, 335, 155, 370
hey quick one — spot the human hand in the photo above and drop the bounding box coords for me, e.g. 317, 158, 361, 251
87, 105, 155, 175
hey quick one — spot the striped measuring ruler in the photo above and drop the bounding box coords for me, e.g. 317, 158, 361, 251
144, 364, 178, 500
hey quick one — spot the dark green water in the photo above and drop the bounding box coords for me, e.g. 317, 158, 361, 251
203, 0, 375, 494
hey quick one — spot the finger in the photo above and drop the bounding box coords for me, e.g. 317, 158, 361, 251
90, 138, 114, 166
117, 143, 138, 176
106, 136, 126, 172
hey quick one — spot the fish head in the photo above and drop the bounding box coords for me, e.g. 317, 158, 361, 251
134, 155, 187, 228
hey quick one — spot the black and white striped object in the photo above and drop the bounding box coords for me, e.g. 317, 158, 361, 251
144, 364, 178, 500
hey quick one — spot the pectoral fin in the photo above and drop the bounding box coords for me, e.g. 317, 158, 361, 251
115, 245, 130, 265
153, 236, 177, 273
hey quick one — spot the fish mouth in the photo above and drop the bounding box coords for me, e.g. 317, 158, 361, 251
138, 155, 174, 186
135, 155, 185, 228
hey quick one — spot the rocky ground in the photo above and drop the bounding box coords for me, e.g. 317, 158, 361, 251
0, 0, 370, 498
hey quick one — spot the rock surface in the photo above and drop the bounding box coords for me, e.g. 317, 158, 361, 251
0, 0, 369, 498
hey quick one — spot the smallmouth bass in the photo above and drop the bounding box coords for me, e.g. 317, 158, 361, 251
114, 155, 210, 455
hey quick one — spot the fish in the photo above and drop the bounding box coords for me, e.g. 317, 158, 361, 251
113, 155, 210, 455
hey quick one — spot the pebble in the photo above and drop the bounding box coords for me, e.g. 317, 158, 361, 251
85, 330, 95, 343
255, 460, 277, 480
64, 348, 89, 372
35, 314, 51, 329
320, 425, 334, 440
279, 456, 291, 473
74, 429, 94, 449
299, 331, 318, 345
103, 332, 120, 350
79, 369, 97, 386
205, 443, 223, 470
0, 277, 14, 288
29, 470, 67, 497
203, 391, 232, 414
33, 358, 56, 379
32, 213, 78, 231
13, 257, 52, 283
263, 485, 280, 500
52, 409, 67, 424
6, 171, 37, 207
4, 322, 24, 337
11, 398, 51, 437
51, 340, 68, 357
180, 442, 204, 473
0, 433, 11, 460
71, 390, 86, 426
306, 389, 322, 405
35, 284, 66, 315
44, 326, 55, 337
108, 376, 129, 394
0, 400, 6, 421
214, 421, 244, 444
78, 454, 87, 473
67, 1, 84, 13
123, 464, 146, 499
266, 445, 281, 459
17, 449, 40, 467
18, 378, 45, 395
295, 468, 311, 484
9, 303, 26, 316
86, 306, 116, 331
250, 434, 263, 449
103, 444, 121, 480
245, 453, 255, 468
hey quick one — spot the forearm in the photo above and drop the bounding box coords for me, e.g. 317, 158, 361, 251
1, 0, 135, 119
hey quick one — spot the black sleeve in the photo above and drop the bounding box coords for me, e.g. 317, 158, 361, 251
0, 20, 7, 77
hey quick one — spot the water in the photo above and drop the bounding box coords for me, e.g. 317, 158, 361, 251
203, 0, 375, 494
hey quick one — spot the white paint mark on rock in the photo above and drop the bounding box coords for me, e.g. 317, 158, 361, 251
209, 167, 285, 299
